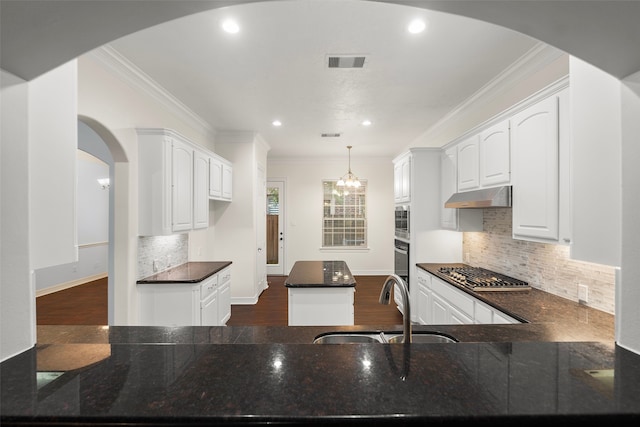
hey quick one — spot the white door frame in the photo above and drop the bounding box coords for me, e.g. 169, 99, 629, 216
266, 178, 286, 275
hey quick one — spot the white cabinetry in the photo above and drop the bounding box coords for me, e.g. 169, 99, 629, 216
209, 155, 233, 201
393, 154, 411, 203
511, 94, 561, 242
393, 148, 465, 323
138, 266, 232, 326
217, 266, 232, 325
287, 287, 355, 326
417, 268, 519, 325
417, 271, 432, 324
440, 147, 483, 231
457, 136, 480, 191
138, 128, 232, 235
479, 119, 511, 187
193, 149, 210, 229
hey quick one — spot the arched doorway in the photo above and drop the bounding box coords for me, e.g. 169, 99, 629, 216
77, 116, 129, 325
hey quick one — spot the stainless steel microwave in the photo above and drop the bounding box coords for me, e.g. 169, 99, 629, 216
394, 205, 410, 239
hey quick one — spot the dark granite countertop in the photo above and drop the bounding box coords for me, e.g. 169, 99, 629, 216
418, 263, 614, 343
284, 260, 356, 288
136, 261, 231, 284
2, 337, 639, 425
2, 262, 635, 426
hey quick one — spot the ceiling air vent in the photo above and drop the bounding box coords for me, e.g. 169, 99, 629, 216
321, 133, 341, 138
327, 56, 366, 68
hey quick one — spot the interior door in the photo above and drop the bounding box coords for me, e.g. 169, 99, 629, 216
266, 180, 285, 275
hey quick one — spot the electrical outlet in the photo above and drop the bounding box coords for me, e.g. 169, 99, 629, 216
578, 284, 589, 304
464, 252, 470, 263
153, 260, 159, 272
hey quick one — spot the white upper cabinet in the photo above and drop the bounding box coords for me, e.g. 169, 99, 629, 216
440, 147, 458, 230
479, 119, 511, 187
440, 147, 483, 231
457, 135, 480, 191
138, 128, 231, 236
511, 95, 560, 242
393, 153, 411, 203
193, 149, 210, 229
171, 138, 194, 232
209, 155, 233, 201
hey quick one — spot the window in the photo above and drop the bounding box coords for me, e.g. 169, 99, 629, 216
322, 180, 367, 248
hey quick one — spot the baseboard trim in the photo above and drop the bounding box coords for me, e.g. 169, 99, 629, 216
230, 295, 260, 305
36, 273, 108, 298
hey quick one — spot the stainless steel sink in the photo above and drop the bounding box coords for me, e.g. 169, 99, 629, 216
312, 333, 383, 344
312, 331, 457, 344
385, 333, 457, 344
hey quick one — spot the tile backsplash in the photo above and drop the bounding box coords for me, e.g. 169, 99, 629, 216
137, 234, 188, 279
463, 208, 616, 314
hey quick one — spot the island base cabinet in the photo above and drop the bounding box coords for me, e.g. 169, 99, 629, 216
287, 287, 354, 326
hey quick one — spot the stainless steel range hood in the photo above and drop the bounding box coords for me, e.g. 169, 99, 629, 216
444, 186, 511, 208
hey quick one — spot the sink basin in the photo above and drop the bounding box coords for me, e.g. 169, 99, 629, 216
312, 331, 457, 344
385, 333, 457, 344
312, 333, 383, 344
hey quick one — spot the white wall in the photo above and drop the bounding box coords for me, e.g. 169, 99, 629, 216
77, 51, 218, 324
1, 70, 35, 361
212, 132, 268, 303
569, 56, 622, 267
267, 156, 394, 276
29, 60, 78, 270
618, 72, 640, 354
35, 150, 109, 292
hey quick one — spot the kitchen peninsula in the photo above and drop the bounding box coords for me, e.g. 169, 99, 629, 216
285, 260, 356, 326
3, 264, 639, 425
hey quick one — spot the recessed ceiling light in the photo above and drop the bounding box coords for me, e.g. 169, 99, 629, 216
408, 19, 427, 34
272, 120, 282, 127
222, 19, 240, 34
362, 120, 372, 126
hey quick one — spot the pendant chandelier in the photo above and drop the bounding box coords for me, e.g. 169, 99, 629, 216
337, 145, 361, 188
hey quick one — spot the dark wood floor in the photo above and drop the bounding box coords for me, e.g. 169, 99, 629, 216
36, 275, 403, 327
36, 277, 109, 325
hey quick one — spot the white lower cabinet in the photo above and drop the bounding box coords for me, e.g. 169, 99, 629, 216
287, 287, 355, 326
138, 266, 231, 326
217, 267, 232, 325
417, 268, 519, 325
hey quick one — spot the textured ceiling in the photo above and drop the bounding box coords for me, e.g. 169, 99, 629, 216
107, 1, 538, 159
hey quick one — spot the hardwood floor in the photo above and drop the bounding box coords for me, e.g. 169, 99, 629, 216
36, 277, 108, 325
36, 275, 403, 327
227, 275, 403, 326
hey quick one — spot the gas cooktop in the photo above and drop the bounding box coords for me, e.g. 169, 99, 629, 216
437, 266, 530, 292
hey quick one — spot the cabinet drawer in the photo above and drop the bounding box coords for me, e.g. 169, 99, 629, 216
430, 277, 474, 317
200, 275, 218, 301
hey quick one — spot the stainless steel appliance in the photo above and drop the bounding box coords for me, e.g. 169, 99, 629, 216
437, 266, 530, 291
394, 205, 410, 239
394, 239, 410, 314
445, 185, 512, 208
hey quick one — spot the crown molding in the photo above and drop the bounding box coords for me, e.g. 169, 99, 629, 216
415, 42, 567, 145
88, 45, 214, 137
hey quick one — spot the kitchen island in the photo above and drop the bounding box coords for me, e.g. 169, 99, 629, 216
285, 260, 356, 326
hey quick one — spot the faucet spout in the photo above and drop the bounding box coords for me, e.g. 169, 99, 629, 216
379, 274, 412, 343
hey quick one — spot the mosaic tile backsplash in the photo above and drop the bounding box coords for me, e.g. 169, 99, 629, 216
463, 208, 616, 314
137, 234, 189, 279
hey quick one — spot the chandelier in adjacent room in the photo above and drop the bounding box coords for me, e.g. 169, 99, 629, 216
337, 145, 361, 188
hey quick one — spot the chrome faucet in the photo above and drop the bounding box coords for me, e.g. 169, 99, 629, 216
379, 274, 412, 343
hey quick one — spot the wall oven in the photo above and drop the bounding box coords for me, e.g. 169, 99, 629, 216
394, 205, 410, 240
394, 238, 409, 314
